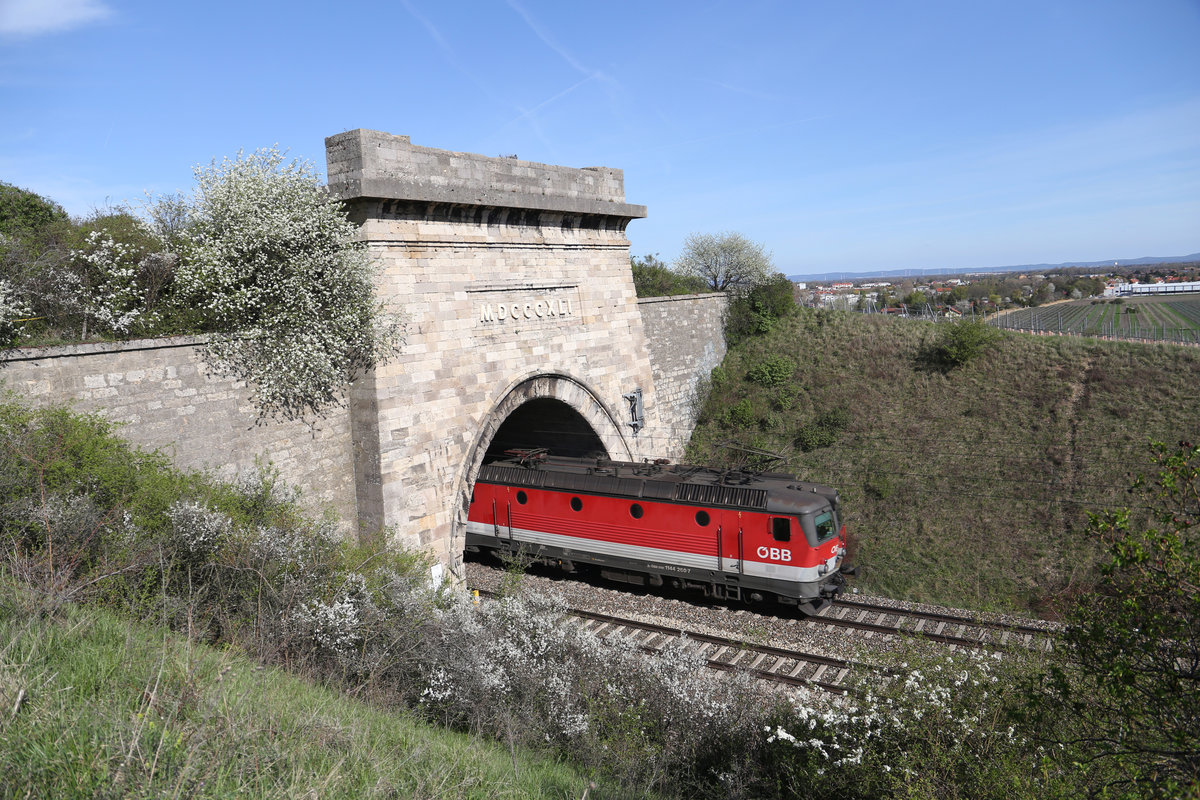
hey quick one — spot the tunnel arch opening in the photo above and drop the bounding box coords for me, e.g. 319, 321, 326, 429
484, 397, 607, 462
450, 372, 634, 577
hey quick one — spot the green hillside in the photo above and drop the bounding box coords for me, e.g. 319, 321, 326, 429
686, 308, 1200, 615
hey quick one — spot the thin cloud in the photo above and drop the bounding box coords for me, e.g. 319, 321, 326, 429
398, 0, 511, 110
506, 0, 591, 77
496, 74, 597, 133
0, 0, 112, 36
502, 0, 629, 143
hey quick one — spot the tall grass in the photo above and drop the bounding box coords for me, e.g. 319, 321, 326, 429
0, 579, 599, 799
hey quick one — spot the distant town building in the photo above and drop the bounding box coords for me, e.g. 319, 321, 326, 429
1112, 281, 1200, 296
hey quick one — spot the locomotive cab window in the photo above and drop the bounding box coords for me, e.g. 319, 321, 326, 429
803, 510, 837, 545
771, 517, 791, 542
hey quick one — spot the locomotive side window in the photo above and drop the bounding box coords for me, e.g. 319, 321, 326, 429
695, 510, 710, 526
771, 517, 791, 542
516, 490, 528, 504
629, 503, 644, 519
570, 497, 583, 512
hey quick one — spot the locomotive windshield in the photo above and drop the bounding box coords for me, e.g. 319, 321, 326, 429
813, 511, 837, 543
801, 509, 838, 545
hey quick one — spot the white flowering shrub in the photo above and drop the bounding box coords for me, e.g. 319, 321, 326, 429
67, 229, 157, 338
0, 276, 32, 345
165, 499, 233, 562
417, 588, 763, 795
761, 646, 1066, 799
286, 572, 377, 665
175, 147, 403, 421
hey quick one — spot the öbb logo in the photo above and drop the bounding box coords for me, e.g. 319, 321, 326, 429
756, 546, 792, 562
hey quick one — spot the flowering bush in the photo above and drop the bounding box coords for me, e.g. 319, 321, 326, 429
1, 396, 1102, 800
175, 147, 403, 421
416, 588, 763, 795
165, 499, 232, 563
761, 646, 1071, 800
67, 229, 157, 338
2, 154, 401, 423
0, 275, 33, 346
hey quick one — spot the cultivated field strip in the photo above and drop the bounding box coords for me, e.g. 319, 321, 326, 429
991, 296, 1200, 344
815, 598, 1057, 651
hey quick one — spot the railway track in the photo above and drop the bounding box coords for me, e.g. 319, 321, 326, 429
813, 597, 1057, 651
473, 588, 859, 692
464, 560, 1062, 698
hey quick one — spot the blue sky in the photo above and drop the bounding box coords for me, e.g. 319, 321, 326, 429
2, 0, 1197, 276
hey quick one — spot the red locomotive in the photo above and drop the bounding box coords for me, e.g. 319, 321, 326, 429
467, 450, 854, 614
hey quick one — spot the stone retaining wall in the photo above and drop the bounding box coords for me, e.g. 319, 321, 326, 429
637, 292, 728, 457
0, 337, 358, 524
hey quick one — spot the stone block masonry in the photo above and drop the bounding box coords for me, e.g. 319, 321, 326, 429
637, 292, 729, 455
0, 337, 358, 524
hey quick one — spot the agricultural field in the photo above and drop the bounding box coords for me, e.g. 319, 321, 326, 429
991, 294, 1200, 344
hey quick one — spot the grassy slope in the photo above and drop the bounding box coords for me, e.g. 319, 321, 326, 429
686, 309, 1200, 615
0, 583, 603, 800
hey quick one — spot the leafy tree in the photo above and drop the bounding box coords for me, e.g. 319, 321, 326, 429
1034, 441, 1200, 797
746, 273, 795, 319
629, 253, 707, 297
0, 184, 77, 339
173, 148, 403, 421
904, 289, 927, 307
674, 231, 774, 294
0, 182, 69, 242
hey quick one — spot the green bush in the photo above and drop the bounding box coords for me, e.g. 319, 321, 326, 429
723, 398, 756, 428
795, 408, 849, 452
746, 355, 795, 387
930, 318, 1001, 367
630, 253, 708, 297
1028, 441, 1200, 796
725, 274, 797, 345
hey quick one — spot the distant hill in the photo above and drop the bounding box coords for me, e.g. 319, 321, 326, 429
788, 252, 1200, 283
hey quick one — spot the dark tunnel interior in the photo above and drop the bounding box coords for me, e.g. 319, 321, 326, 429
483, 398, 608, 463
